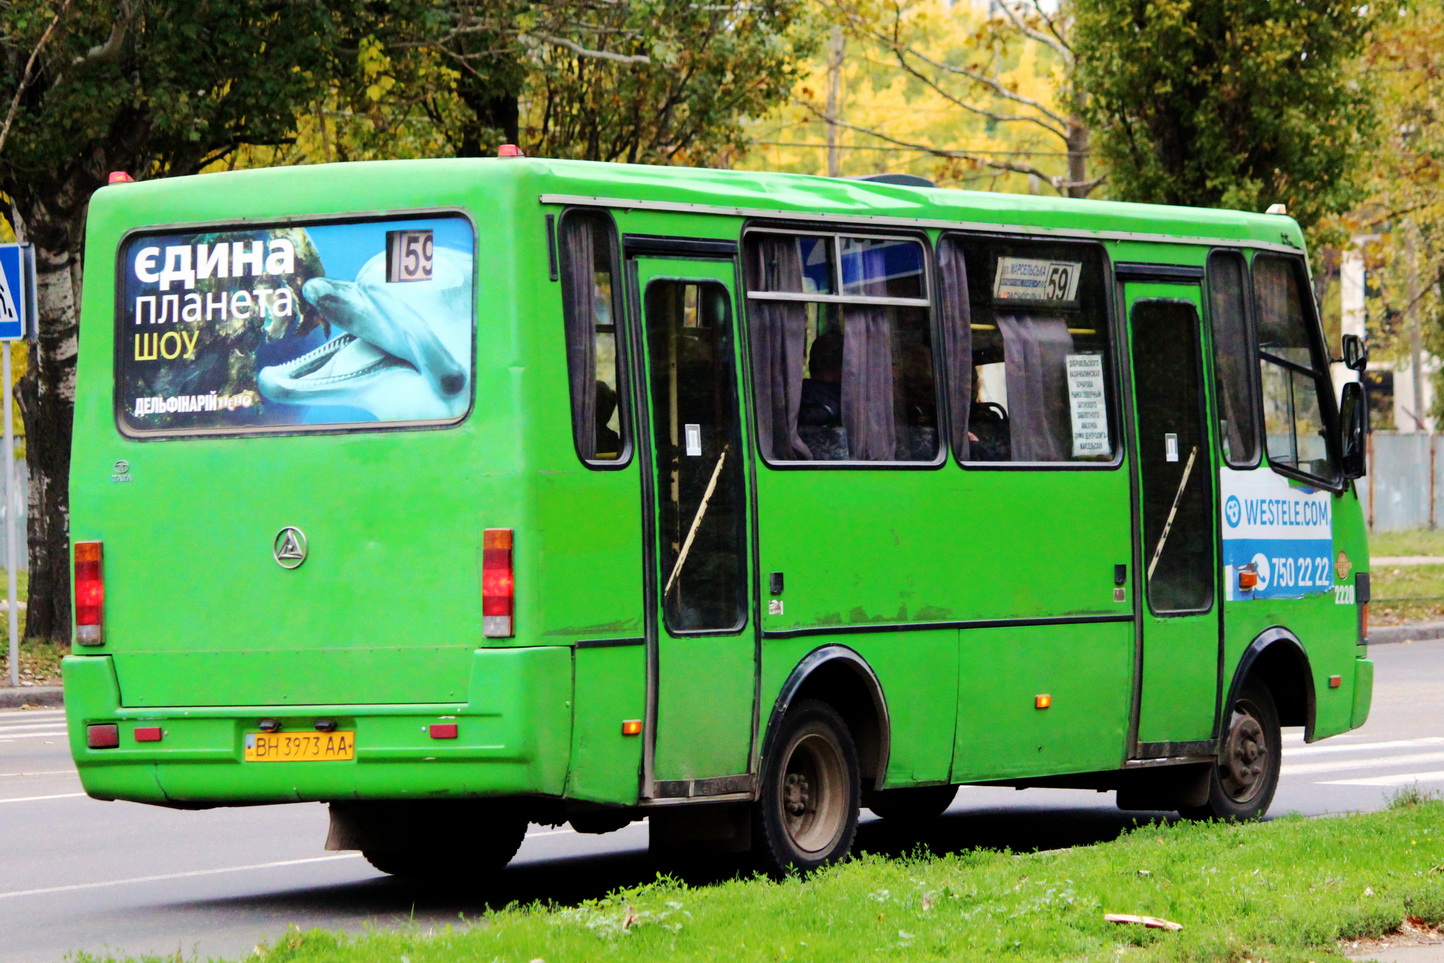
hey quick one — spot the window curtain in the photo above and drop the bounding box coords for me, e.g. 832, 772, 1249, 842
747, 236, 812, 460
562, 217, 599, 460
997, 313, 1073, 462
937, 242, 973, 458
840, 245, 897, 460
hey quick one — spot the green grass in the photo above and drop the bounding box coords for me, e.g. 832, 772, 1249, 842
0, 568, 55, 684
75, 800, 1444, 963
1365, 529, 1444, 624
1370, 528, 1444, 558
0, 634, 66, 685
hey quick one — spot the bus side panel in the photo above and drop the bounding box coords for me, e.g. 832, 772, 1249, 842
855, 629, 958, 786
952, 622, 1132, 781
567, 644, 646, 804
758, 632, 957, 789
1221, 485, 1369, 742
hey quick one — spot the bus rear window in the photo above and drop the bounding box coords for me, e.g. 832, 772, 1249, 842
115, 214, 475, 436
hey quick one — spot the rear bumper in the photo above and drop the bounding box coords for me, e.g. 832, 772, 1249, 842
63, 646, 572, 806
1351, 652, 1374, 730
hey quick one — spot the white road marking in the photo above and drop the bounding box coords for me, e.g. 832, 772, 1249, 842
1, 769, 75, 777
0, 732, 65, 741
0, 854, 366, 900
1283, 736, 1444, 757
0, 824, 595, 900
1282, 750, 1444, 777
1321, 770, 1444, 788
0, 792, 86, 805
0, 722, 69, 732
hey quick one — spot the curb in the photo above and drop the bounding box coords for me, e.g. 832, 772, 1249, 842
1369, 621, 1444, 646
0, 684, 63, 709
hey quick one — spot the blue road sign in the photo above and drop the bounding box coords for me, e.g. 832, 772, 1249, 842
0, 244, 34, 342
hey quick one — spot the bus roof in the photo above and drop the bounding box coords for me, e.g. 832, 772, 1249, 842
91, 157, 1306, 252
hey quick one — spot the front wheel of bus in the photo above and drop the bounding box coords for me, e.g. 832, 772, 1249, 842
753, 699, 860, 875
1181, 679, 1281, 821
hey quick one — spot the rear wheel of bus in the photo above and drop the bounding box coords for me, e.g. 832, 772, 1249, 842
1180, 679, 1281, 821
345, 802, 528, 881
753, 700, 860, 874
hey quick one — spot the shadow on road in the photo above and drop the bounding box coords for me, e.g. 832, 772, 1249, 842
169, 802, 1180, 925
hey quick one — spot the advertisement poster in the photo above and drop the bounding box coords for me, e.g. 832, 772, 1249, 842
1220, 466, 1334, 601
116, 215, 475, 434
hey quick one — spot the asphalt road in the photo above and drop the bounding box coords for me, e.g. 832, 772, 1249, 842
2, 640, 1440, 963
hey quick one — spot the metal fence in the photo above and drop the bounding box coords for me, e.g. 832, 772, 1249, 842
1366, 431, 1444, 531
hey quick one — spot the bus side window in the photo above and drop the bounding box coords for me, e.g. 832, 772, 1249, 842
559, 211, 626, 464
744, 231, 938, 464
1253, 255, 1337, 483
1206, 250, 1261, 467
944, 235, 1114, 465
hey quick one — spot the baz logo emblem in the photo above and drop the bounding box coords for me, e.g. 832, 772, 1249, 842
273, 527, 308, 569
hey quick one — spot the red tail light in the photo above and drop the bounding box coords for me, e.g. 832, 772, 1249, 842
482, 528, 514, 638
74, 541, 104, 645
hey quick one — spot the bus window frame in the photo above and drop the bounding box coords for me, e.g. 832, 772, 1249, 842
111, 207, 480, 441
739, 221, 947, 471
1249, 251, 1345, 493
557, 205, 634, 470
1204, 247, 1265, 471
941, 231, 1124, 473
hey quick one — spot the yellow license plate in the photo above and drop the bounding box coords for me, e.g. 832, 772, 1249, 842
244, 730, 355, 762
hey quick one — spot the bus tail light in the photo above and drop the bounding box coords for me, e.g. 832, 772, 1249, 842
74, 541, 104, 645
482, 528, 514, 638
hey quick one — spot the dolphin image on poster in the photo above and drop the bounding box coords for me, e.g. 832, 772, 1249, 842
257, 247, 473, 420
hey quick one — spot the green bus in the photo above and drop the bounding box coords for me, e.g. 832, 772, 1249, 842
64, 156, 1374, 877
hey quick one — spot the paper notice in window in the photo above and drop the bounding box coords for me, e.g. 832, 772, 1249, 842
1066, 354, 1111, 457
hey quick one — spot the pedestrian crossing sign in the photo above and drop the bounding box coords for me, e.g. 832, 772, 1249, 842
0, 244, 34, 341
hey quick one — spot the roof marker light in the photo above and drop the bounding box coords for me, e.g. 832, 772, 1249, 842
108, 171, 134, 184
498, 144, 524, 158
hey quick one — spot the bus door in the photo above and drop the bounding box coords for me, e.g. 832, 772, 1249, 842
1124, 282, 1220, 749
627, 253, 757, 799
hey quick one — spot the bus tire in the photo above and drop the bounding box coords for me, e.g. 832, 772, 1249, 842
867, 784, 957, 821
361, 814, 527, 880
753, 699, 860, 874
1179, 679, 1281, 821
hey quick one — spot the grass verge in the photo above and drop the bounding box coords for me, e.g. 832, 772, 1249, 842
79, 798, 1444, 963
0, 634, 67, 685
1366, 529, 1444, 624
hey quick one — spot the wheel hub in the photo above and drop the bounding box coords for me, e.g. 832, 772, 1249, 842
784, 772, 811, 817
1220, 710, 1266, 801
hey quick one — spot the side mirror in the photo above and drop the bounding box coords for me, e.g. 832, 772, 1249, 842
1339, 380, 1367, 480
1342, 334, 1368, 372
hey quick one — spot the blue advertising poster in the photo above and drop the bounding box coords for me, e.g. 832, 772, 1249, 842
116, 215, 475, 435
1220, 467, 1334, 601
0, 244, 32, 342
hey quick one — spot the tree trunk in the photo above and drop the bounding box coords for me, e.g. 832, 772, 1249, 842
10, 200, 82, 642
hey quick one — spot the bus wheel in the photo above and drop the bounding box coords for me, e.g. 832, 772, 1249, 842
867, 785, 957, 821
1180, 679, 1281, 821
362, 814, 527, 880
753, 699, 859, 874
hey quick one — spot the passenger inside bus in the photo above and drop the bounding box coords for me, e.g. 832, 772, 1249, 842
798, 328, 848, 460
799, 329, 843, 428
594, 380, 621, 457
